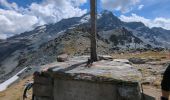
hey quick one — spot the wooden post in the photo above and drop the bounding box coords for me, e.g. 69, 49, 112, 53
90, 0, 98, 61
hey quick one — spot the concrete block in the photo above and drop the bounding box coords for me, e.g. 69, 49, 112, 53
54, 79, 118, 100
33, 57, 142, 100
33, 84, 53, 97
34, 75, 52, 85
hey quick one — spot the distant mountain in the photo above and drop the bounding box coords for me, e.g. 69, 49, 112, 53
151, 27, 170, 48
0, 10, 170, 81
124, 22, 163, 47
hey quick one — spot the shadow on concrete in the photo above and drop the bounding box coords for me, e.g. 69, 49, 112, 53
142, 93, 156, 100
60, 62, 87, 72
50, 62, 87, 72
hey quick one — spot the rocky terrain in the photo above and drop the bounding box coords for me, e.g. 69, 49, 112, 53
112, 51, 169, 86
0, 10, 170, 87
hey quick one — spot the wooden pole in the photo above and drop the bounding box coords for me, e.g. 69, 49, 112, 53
90, 0, 98, 61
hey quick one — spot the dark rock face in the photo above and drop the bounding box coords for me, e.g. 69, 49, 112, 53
0, 41, 27, 61
109, 28, 143, 46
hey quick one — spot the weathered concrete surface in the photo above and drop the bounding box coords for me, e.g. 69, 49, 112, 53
33, 56, 142, 100
53, 79, 141, 100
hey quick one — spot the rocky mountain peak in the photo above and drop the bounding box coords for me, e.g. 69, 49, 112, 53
100, 10, 121, 22
97, 10, 122, 30
101, 10, 113, 16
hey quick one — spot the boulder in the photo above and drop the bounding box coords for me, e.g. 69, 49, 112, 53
113, 59, 130, 64
129, 58, 146, 64
57, 54, 68, 62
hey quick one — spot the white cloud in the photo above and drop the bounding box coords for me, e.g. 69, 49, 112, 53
101, 0, 140, 13
0, 0, 87, 39
0, 0, 19, 10
138, 4, 144, 10
0, 9, 38, 37
120, 13, 170, 30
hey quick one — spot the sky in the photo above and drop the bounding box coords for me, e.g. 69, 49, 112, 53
0, 0, 170, 39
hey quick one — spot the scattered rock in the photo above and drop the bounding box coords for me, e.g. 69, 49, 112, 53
113, 59, 130, 64
129, 58, 146, 64
98, 55, 113, 60
57, 54, 68, 62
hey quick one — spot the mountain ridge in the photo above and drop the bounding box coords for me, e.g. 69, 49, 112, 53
0, 10, 169, 82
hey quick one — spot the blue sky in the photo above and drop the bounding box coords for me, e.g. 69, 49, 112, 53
131, 0, 170, 19
2, 0, 42, 8
0, 0, 170, 39
78, 0, 170, 19
81, 0, 170, 19
2, 0, 170, 18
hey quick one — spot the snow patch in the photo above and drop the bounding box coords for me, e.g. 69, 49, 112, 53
0, 67, 27, 92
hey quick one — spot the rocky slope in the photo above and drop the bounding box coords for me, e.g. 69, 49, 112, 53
124, 22, 162, 47
152, 27, 170, 48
